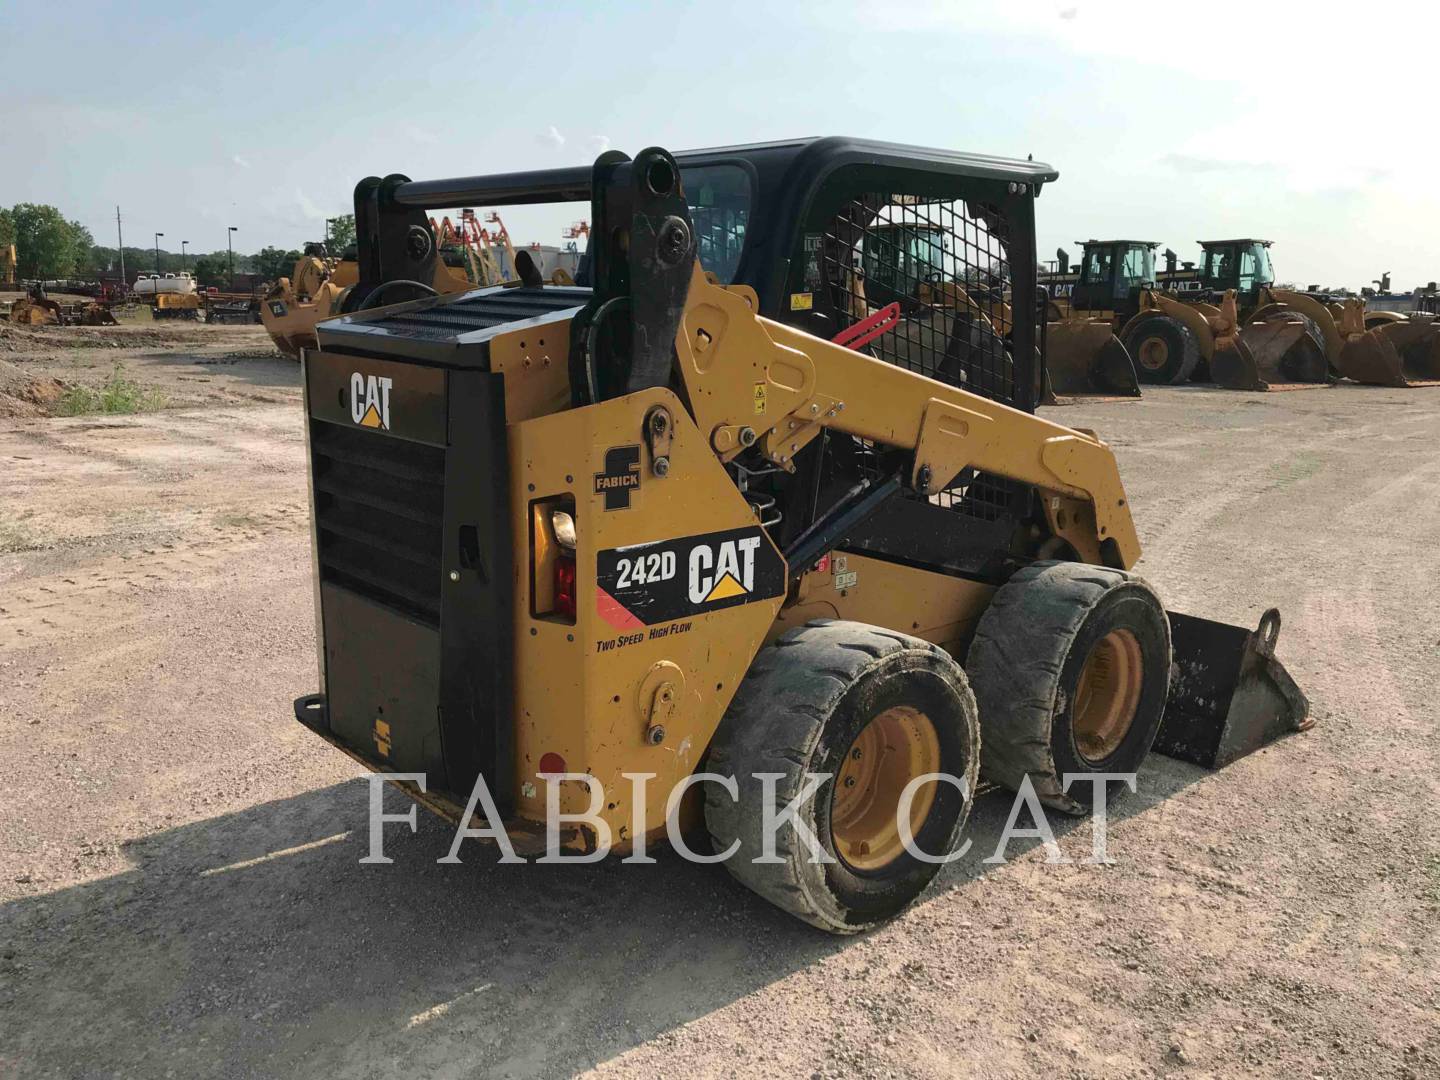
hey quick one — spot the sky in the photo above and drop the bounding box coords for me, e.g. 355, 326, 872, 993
4, 0, 1438, 290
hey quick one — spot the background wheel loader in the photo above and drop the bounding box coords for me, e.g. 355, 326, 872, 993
1041, 239, 1147, 397
291, 139, 1309, 934
1154, 239, 1440, 390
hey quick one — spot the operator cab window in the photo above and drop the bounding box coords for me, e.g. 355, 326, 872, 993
680, 164, 751, 284
1119, 246, 1153, 290
1248, 242, 1274, 288
1204, 248, 1234, 289
1237, 247, 1259, 293
1082, 246, 1114, 285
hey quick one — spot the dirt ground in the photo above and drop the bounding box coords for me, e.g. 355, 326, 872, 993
1, 340, 1437, 1078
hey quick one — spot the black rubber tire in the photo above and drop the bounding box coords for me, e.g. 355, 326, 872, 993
1122, 315, 1201, 385
705, 619, 980, 934
966, 561, 1171, 815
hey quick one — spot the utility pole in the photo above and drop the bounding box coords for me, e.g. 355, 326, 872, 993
154, 233, 164, 278
116, 206, 126, 287
227, 226, 237, 290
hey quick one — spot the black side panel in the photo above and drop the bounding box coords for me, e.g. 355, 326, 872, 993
438, 371, 514, 809
311, 421, 445, 625
322, 583, 445, 783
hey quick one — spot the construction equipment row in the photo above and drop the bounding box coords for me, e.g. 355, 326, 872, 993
1044, 239, 1440, 394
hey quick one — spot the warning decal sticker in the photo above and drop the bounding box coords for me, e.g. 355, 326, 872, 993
596, 525, 786, 628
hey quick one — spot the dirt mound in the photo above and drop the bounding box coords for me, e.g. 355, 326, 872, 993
0, 358, 66, 418
0, 322, 181, 353
0, 319, 265, 354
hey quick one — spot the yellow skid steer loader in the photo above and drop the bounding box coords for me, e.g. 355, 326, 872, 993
292, 140, 1309, 933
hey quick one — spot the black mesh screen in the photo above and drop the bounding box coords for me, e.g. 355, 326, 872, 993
805, 192, 1033, 407
794, 185, 1037, 528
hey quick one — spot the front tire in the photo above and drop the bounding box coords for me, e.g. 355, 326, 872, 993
706, 620, 980, 934
1122, 315, 1201, 384
967, 561, 1171, 814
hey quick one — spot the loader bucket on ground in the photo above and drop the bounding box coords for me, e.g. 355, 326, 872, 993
1215, 316, 1324, 394
1207, 336, 1265, 391
1154, 609, 1311, 768
1336, 318, 1440, 386
1045, 319, 1141, 397
1337, 332, 1407, 386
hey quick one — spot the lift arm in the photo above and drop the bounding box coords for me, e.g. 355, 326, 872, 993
671, 267, 1141, 569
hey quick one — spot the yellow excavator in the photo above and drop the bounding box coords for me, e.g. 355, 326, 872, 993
1, 244, 15, 287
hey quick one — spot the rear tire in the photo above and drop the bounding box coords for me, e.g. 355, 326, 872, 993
1122, 315, 1201, 385
966, 561, 1171, 815
706, 620, 980, 934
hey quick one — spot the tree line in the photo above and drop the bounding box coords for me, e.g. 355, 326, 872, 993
1, 205, 357, 289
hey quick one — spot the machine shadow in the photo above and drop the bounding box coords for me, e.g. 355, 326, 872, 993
2, 757, 1210, 1077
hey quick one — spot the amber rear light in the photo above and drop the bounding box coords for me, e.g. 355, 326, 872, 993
530, 495, 576, 624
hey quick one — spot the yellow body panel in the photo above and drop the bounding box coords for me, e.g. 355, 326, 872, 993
773, 552, 996, 655
507, 386, 786, 845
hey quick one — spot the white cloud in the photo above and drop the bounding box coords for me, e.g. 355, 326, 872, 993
538, 125, 565, 149
587, 134, 611, 155
1058, 6, 1077, 19
294, 188, 324, 221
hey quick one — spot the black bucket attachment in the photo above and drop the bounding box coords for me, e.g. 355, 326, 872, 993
1155, 608, 1311, 768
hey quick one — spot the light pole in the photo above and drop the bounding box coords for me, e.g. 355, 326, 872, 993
227, 227, 237, 290
154, 233, 163, 279
181, 240, 189, 272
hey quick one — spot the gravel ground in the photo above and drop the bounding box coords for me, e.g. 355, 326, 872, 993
1, 369, 1437, 1078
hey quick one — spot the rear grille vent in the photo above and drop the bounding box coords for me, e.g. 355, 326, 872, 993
311, 420, 444, 626
362, 286, 589, 341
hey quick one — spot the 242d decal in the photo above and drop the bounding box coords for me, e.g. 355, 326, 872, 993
596, 526, 785, 629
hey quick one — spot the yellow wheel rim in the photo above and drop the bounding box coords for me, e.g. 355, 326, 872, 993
1137, 336, 1169, 371
1072, 629, 1143, 764
831, 706, 941, 871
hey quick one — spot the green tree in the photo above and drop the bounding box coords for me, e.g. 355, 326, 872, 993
327, 213, 356, 253
11, 203, 85, 278
69, 221, 96, 278
255, 246, 302, 282
192, 255, 232, 289
0, 208, 14, 250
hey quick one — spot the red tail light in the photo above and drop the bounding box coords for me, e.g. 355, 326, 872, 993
554, 555, 577, 620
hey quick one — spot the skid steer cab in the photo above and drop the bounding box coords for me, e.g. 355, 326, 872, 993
292, 138, 1310, 934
